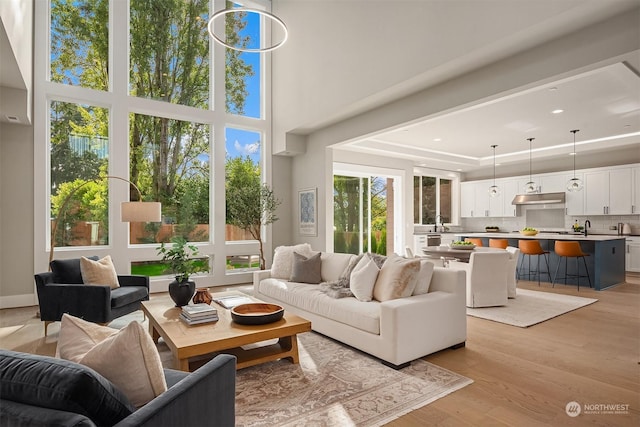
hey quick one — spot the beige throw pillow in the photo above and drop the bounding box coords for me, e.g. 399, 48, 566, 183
270, 243, 313, 280
349, 256, 380, 302
373, 253, 420, 302
80, 255, 120, 289
412, 260, 435, 295
57, 314, 167, 408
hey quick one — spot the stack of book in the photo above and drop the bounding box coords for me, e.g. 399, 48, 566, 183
180, 303, 218, 325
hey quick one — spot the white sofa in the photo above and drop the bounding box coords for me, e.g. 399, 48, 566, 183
253, 251, 467, 368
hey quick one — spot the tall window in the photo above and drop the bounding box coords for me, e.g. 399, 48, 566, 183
414, 175, 452, 225
37, 0, 271, 284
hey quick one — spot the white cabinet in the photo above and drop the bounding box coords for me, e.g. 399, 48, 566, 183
584, 168, 632, 215
565, 172, 584, 215
626, 236, 640, 272
539, 173, 566, 193
460, 182, 475, 217
474, 182, 490, 217
502, 179, 519, 217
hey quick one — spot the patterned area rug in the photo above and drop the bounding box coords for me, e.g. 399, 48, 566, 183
466, 288, 598, 327
234, 332, 472, 427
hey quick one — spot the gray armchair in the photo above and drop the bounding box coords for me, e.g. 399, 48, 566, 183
35, 257, 149, 335
0, 350, 236, 427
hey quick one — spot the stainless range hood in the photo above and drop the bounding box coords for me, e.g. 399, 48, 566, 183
511, 192, 565, 205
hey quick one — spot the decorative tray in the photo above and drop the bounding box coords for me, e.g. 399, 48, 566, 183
231, 303, 284, 325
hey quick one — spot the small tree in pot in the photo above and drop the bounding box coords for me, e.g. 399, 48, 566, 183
158, 236, 209, 306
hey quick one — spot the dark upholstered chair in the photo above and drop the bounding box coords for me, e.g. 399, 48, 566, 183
0, 350, 236, 427
35, 257, 149, 335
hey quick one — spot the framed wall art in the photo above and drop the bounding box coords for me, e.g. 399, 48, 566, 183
298, 188, 317, 236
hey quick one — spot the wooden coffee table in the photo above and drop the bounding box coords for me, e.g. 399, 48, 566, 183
141, 292, 311, 371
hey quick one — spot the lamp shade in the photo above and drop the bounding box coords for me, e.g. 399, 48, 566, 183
121, 201, 162, 222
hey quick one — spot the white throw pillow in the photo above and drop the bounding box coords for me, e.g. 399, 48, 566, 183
57, 314, 167, 408
270, 243, 313, 280
412, 260, 435, 295
80, 255, 120, 289
349, 256, 380, 302
373, 253, 420, 302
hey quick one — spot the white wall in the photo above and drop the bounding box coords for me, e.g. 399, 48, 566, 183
0, 122, 35, 307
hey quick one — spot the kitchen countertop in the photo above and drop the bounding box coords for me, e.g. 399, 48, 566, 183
455, 232, 626, 241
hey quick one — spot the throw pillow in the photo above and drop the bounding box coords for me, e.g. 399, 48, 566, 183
80, 255, 120, 289
270, 243, 313, 280
50, 256, 99, 284
290, 251, 322, 284
412, 260, 435, 295
373, 253, 420, 302
57, 314, 167, 408
349, 256, 380, 302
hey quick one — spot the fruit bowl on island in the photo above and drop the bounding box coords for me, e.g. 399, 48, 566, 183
520, 227, 538, 236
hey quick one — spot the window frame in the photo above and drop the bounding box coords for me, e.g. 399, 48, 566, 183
34, 0, 274, 289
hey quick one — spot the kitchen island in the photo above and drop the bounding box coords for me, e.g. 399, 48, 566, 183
455, 233, 626, 290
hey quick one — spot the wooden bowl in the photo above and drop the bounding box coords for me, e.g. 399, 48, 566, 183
231, 303, 284, 325
520, 230, 538, 236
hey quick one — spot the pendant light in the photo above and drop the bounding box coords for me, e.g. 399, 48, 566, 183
488, 144, 500, 197
208, 8, 288, 53
524, 137, 537, 194
566, 129, 583, 192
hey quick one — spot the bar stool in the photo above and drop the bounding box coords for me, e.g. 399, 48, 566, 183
465, 238, 484, 247
552, 241, 592, 291
489, 239, 508, 249
518, 240, 551, 285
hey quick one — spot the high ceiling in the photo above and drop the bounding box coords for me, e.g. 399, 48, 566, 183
340, 61, 640, 174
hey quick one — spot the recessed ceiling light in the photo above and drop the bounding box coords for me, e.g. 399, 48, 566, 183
552, 109, 564, 114
433, 138, 441, 142
456, 168, 462, 171
624, 124, 631, 128
569, 152, 576, 156
549, 87, 558, 91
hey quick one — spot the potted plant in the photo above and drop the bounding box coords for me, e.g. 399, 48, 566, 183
157, 236, 209, 306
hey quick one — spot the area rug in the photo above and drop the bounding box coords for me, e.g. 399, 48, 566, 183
234, 331, 472, 427
466, 289, 598, 327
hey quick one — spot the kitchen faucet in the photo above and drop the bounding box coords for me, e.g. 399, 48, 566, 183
434, 215, 443, 233
584, 219, 591, 237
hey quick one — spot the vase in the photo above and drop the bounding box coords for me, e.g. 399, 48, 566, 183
168, 278, 196, 307
192, 287, 213, 305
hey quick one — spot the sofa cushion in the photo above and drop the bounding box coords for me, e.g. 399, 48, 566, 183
110, 285, 149, 308
349, 256, 380, 302
258, 278, 380, 334
320, 252, 355, 282
50, 256, 99, 284
373, 253, 420, 302
413, 260, 435, 295
80, 255, 120, 289
270, 243, 313, 280
57, 314, 167, 408
0, 349, 134, 426
290, 252, 322, 284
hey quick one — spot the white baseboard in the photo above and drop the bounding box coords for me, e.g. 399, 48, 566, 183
0, 293, 38, 309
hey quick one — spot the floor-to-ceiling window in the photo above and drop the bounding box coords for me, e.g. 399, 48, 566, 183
413, 172, 455, 226
35, 0, 272, 287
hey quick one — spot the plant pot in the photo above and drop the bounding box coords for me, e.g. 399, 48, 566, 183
168, 278, 196, 307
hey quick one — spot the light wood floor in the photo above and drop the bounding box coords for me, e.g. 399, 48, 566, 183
1, 278, 638, 426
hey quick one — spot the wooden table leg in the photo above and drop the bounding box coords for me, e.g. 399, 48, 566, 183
148, 323, 160, 344
175, 355, 190, 372
279, 334, 300, 364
